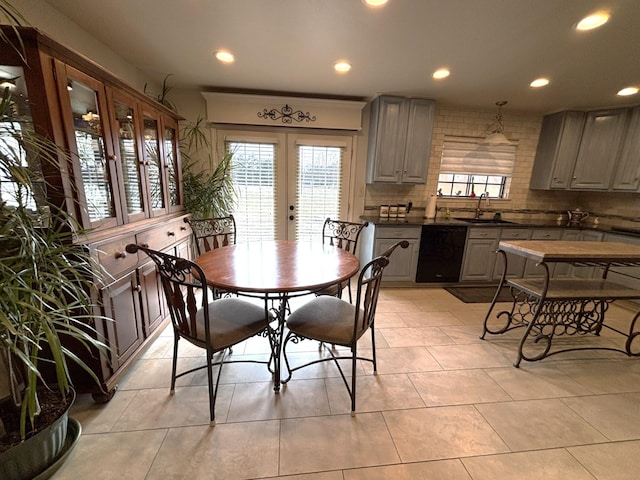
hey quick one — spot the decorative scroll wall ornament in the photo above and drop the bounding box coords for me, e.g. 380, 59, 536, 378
257, 104, 317, 124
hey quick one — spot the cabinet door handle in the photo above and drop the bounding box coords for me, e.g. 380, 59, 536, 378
115, 251, 127, 259
167, 231, 175, 237
141, 243, 149, 248
135, 284, 142, 292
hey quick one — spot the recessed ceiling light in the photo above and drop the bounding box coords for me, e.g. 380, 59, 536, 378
363, 0, 388, 7
530, 78, 550, 88
617, 87, 639, 96
432, 69, 450, 79
214, 50, 235, 64
334, 61, 351, 73
576, 11, 610, 31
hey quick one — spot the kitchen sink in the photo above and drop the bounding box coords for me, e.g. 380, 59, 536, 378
454, 217, 515, 224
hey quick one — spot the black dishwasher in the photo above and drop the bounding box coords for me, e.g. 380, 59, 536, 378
416, 226, 468, 282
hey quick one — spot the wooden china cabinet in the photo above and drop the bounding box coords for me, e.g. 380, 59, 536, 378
0, 27, 189, 401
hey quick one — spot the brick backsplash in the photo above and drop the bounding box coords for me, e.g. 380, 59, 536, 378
364, 104, 639, 224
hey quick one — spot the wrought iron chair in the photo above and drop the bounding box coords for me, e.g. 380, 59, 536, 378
126, 243, 273, 426
315, 218, 369, 303
282, 240, 409, 414
186, 215, 237, 298
186, 215, 237, 256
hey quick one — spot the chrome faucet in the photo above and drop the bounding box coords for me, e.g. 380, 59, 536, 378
474, 193, 487, 219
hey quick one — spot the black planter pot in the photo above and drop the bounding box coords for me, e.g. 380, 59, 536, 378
0, 389, 80, 480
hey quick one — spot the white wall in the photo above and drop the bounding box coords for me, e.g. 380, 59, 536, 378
8, 0, 159, 93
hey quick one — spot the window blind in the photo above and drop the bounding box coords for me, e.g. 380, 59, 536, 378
440, 135, 516, 176
295, 144, 343, 242
226, 140, 278, 242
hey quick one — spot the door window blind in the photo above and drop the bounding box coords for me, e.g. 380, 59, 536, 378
226, 139, 278, 242
295, 143, 343, 242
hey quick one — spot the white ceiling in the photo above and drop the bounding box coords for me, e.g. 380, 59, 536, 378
45, 0, 640, 114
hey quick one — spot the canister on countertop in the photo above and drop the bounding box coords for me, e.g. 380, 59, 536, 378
389, 205, 398, 218
397, 204, 407, 218
379, 204, 389, 217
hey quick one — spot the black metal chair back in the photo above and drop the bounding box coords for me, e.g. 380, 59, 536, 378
187, 215, 236, 256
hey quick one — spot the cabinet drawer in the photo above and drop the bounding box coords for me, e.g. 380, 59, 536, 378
530, 229, 562, 240
375, 226, 421, 239
500, 229, 531, 240
136, 219, 190, 252
94, 235, 138, 279
467, 228, 500, 239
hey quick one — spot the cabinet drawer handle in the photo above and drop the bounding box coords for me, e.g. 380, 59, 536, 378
167, 231, 175, 237
115, 251, 127, 259
135, 284, 142, 292
180, 226, 187, 231
141, 243, 149, 248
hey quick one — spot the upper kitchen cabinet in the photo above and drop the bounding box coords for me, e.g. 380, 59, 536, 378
529, 111, 585, 189
570, 108, 628, 190
611, 106, 640, 191
366, 96, 435, 184
530, 106, 638, 191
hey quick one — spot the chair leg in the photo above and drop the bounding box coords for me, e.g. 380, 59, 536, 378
170, 334, 179, 394
351, 343, 357, 416
371, 326, 377, 374
206, 350, 215, 426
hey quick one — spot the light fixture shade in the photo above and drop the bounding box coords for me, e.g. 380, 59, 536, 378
480, 131, 513, 146
480, 100, 514, 145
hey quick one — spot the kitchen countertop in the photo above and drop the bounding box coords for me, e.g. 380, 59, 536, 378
359, 215, 640, 238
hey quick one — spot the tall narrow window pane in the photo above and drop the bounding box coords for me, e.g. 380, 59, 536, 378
144, 115, 164, 209
114, 100, 143, 215
227, 141, 277, 242
295, 145, 343, 242
70, 80, 114, 220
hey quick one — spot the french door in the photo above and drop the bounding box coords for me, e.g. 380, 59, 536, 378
219, 130, 353, 242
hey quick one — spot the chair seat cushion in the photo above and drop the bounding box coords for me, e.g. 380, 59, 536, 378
195, 298, 270, 350
286, 296, 364, 346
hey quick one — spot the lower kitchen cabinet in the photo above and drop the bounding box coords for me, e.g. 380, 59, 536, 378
359, 225, 420, 282
138, 259, 167, 337
460, 228, 500, 282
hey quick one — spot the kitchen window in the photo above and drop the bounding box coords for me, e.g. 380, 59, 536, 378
437, 135, 515, 199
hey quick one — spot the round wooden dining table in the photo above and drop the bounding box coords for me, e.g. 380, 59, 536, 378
193, 240, 360, 391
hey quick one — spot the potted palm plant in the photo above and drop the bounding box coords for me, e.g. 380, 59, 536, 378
181, 116, 236, 218
0, 2, 110, 478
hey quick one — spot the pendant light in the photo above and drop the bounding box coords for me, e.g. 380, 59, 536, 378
480, 101, 513, 145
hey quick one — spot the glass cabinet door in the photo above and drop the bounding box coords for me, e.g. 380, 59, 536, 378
142, 110, 166, 215
60, 64, 121, 228
162, 116, 182, 212
109, 90, 147, 222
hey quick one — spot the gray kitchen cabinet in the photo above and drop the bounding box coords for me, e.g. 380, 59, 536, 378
460, 228, 500, 282
366, 96, 435, 184
570, 109, 629, 190
492, 228, 531, 280
358, 225, 420, 282
611, 106, 640, 191
529, 111, 585, 190
523, 229, 563, 278
573, 229, 605, 278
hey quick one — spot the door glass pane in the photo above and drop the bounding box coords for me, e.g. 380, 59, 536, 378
295, 145, 342, 242
143, 115, 164, 209
113, 100, 143, 215
0, 66, 45, 213
69, 79, 115, 221
164, 125, 179, 207
227, 141, 276, 242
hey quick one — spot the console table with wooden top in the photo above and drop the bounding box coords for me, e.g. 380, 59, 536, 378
480, 240, 640, 366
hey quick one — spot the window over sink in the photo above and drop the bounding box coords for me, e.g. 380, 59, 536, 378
437, 135, 516, 199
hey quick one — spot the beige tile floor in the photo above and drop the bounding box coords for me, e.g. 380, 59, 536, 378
54, 288, 640, 479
